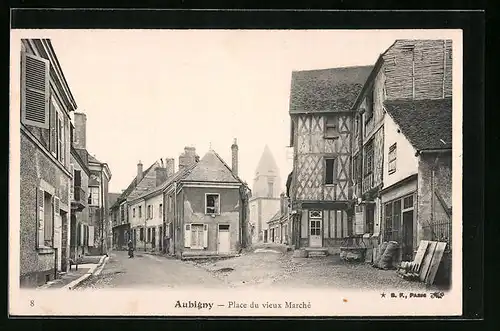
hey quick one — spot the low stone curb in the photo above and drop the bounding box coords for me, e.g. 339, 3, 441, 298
64, 255, 109, 290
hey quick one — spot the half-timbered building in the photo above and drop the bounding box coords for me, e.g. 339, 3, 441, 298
287, 66, 373, 256
351, 39, 453, 263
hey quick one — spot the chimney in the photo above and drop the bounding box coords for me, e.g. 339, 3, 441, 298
73, 112, 87, 149
178, 146, 198, 171
137, 161, 143, 182
155, 167, 168, 187
165, 158, 175, 177
231, 138, 239, 176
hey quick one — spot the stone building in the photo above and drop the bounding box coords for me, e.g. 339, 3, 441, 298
351, 39, 453, 263
110, 160, 160, 250
72, 112, 112, 256
248, 145, 282, 244
151, 141, 250, 259
19, 39, 76, 287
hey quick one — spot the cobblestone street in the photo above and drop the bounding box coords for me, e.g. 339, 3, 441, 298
76, 247, 439, 291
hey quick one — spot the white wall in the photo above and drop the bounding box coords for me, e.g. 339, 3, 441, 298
382, 114, 418, 189
129, 199, 146, 228
145, 194, 163, 227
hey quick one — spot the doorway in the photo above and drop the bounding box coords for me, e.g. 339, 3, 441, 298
309, 218, 322, 247
152, 227, 156, 249
402, 211, 414, 260
263, 229, 268, 243
218, 224, 230, 253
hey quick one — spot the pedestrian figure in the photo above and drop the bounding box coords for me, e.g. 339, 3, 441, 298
128, 239, 134, 258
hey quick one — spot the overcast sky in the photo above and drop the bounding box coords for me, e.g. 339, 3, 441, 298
39, 30, 446, 193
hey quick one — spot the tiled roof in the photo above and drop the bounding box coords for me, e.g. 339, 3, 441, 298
183, 150, 241, 183
267, 210, 281, 224
108, 193, 121, 208
110, 162, 157, 208
384, 98, 452, 151
289, 65, 373, 114
132, 149, 248, 202
133, 162, 198, 202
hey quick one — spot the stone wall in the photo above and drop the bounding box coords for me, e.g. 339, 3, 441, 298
20, 132, 71, 287
417, 152, 452, 243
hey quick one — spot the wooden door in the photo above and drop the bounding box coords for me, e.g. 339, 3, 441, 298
402, 211, 414, 260
309, 218, 322, 247
152, 227, 156, 249
218, 225, 230, 253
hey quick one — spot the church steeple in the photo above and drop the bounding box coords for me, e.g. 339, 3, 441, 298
252, 145, 281, 198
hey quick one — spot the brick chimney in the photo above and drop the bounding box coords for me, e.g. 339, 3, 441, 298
137, 161, 143, 182
178, 147, 198, 171
165, 158, 175, 177
231, 138, 238, 176
73, 112, 87, 149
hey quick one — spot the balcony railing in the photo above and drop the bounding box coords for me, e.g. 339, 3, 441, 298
71, 186, 86, 211
362, 172, 374, 193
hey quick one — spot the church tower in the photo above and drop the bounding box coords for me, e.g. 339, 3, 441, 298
252, 145, 282, 198
249, 145, 282, 243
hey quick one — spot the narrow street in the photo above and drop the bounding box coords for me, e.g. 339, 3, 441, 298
75, 251, 225, 289
76, 247, 438, 291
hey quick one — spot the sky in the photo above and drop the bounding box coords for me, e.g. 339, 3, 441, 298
42, 30, 433, 193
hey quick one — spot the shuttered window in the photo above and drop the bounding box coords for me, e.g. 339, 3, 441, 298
36, 188, 45, 249
43, 192, 54, 246
188, 224, 207, 249
324, 116, 339, 139
21, 52, 50, 129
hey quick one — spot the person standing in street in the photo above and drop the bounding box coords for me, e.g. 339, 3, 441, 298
128, 239, 134, 258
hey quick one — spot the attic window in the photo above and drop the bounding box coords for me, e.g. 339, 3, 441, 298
324, 116, 339, 139
205, 194, 220, 215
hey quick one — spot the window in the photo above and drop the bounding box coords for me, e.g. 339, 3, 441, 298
133, 208, 136, 218
267, 181, 274, 198
325, 116, 340, 139
384, 199, 402, 242
139, 227, 144, 241
139, 206, 142, 218
89, 187, 99, 206
354, 115, 360, 137
205, 194, 220, 215
364, 141, 374, 175
309, 210, 323, 219
325, 158, 336, 185
57, 112, 65, 164
147, 205, 151, 219
185, 223, 208, 249
147, 228, 152, 242
403, 195, 414, 210
388, 143, 397, 174
74, 170, 81, 187
21, 51, 50, 129
364, 89, 374, 123
159, 204, 163, 218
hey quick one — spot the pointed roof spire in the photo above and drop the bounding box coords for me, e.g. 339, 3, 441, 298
255, 145, 280, 177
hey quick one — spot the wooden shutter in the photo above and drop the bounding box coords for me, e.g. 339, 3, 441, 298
184, 224, 191, 248
36, 188, 45, 248
53, 196, 61, 248
203, 224, 208, 248
69, 164, 75, 200
88, 225, 94, 247
49, 100, 57, 154
21, 52, 50, 129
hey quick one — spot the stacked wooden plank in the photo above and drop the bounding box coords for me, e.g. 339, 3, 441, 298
396, 240, 447, 285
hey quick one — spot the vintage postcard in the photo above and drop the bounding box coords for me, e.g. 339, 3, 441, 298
9, 28, 463, 316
